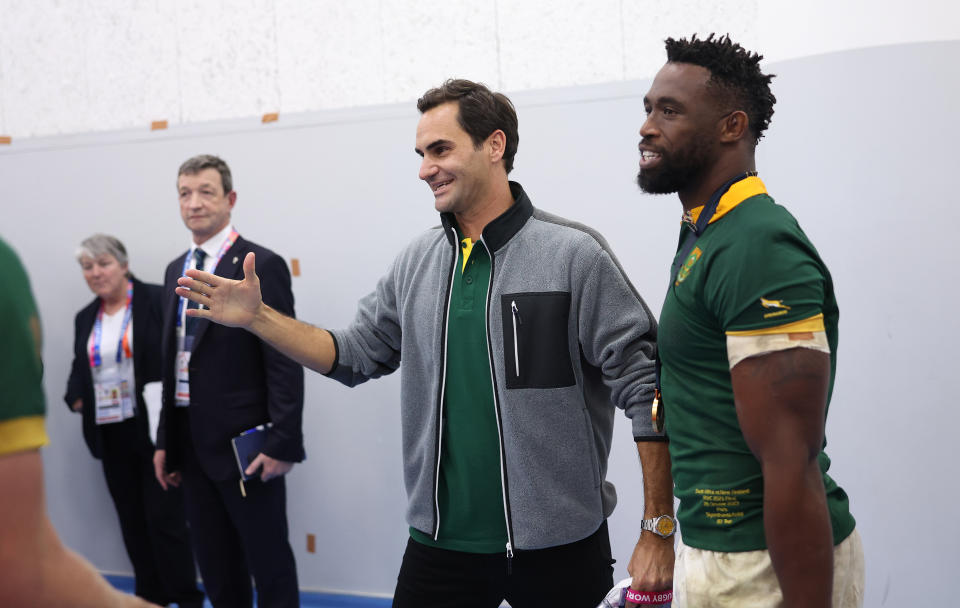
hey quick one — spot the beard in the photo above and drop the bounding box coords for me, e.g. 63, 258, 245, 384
637, 137, 713, 194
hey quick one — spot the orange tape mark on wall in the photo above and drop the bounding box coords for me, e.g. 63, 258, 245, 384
0, 136, 11, 144
151, 120, 168, 131
306, 534, 316, 553
290, 258, 301, 276
262, 112, 279, 123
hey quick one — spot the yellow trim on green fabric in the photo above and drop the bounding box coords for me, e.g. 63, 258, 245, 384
688, 176, 768, 225
460, 238, 474, 272
0, 415, 49, 457
726, 313, 826, 336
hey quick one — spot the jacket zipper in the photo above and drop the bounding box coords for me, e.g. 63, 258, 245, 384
511, 301, 521, 377
431, 230, 459, 540
481, 237, 516, 570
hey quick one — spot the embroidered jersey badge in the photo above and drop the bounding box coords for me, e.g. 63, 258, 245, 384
760, 297, 791, 310
675, 247, 702, 285
760, 297, 791, 319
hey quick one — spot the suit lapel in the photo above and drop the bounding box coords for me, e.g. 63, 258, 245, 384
162, 251, 189, 375
216, 237, 247, 281
77, 298, 99, 361
130, 278, 145, 382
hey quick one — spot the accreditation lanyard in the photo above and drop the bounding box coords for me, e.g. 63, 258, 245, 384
176, 228, 239, 332
652, 172, 758, 432
89, 280, 134, 368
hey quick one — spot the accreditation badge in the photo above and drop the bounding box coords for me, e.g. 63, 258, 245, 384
94, 368, 135, 425
175, 350, 192, 407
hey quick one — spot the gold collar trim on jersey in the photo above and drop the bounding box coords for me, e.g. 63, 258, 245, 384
460, 237, 475, 272
686, 176, 769, 226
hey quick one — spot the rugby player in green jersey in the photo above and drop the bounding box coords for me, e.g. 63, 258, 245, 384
0, 238, 158, 608
637, 35, 863, 607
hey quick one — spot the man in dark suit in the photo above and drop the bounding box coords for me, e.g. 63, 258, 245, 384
153, 154, 305, 608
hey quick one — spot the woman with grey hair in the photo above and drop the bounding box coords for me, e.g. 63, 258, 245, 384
64, 234, 204, 607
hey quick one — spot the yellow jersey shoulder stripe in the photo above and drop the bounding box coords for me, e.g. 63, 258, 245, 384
0, 415, 49, 457
726, 313, 825, 337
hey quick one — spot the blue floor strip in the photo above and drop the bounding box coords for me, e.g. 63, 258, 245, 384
103, 574, 392, 608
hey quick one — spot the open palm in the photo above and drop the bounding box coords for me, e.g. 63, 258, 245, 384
175, 251, 263, 329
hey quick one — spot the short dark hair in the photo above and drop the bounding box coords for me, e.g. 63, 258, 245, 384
417, 79, 519, 174
665, 34, 776, 144
177, 154, 233, 193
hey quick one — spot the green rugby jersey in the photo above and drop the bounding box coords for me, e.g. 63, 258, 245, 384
0, 238, 48, 456
659, 177, 855, 552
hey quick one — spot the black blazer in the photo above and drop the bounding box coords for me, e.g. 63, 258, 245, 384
64, 277, 163, 459
158, 235, 305, 481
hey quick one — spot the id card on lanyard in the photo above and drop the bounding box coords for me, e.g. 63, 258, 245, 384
91, 281, 135, 425
175, 229, 239, 407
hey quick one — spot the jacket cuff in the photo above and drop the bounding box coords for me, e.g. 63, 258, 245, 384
262, 429, 306, 463
323, 330, 340, 376
63, 392, 79, 411
631, 404, 667, 442
634, 435, 669, 442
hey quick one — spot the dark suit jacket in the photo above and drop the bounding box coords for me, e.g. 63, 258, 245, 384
64, 277, 162, 459
157, 235, 305, 481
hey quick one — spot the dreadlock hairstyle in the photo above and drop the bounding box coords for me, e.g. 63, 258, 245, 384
665, 34, 776, 145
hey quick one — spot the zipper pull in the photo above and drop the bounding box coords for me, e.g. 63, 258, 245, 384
511, 301, 521, 377
506, 541, 514, 575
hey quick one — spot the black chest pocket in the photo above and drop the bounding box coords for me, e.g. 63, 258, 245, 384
501, 292, 575, 389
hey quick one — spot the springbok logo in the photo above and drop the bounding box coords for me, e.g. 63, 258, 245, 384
760, 297, 792, 318
760, 297, 791, 310
675, 247, 702, 285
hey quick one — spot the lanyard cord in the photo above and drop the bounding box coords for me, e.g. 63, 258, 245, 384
669, 171, 757, 284
89, 280, 134, 368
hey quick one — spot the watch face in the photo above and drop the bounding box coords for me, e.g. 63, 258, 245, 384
655, 516, 675, 536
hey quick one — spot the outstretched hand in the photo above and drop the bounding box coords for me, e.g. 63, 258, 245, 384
176, 251, 263, 329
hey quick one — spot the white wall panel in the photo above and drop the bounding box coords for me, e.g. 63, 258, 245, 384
0, 39, 6, 136
498, 0, 623, 90
84, 2, 180, 132
758, 0, 960, 64
0, 0, 89, 137
621, 0, 759, 81
380, 0, 500, 104
275, 0, 384, 113
175, 0, 279, 123
0, 1, 957, 139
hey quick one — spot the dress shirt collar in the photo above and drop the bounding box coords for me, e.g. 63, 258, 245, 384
189, 223, 235, 269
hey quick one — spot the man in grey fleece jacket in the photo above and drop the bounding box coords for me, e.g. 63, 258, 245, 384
175, 79, 674, 607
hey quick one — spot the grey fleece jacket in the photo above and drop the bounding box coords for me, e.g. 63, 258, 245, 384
327, 182, 660, 551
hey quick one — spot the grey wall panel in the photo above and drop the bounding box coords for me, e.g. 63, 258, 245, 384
1, 40, 955, 604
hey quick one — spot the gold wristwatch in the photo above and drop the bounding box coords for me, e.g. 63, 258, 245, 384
641, 514, 677, 538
